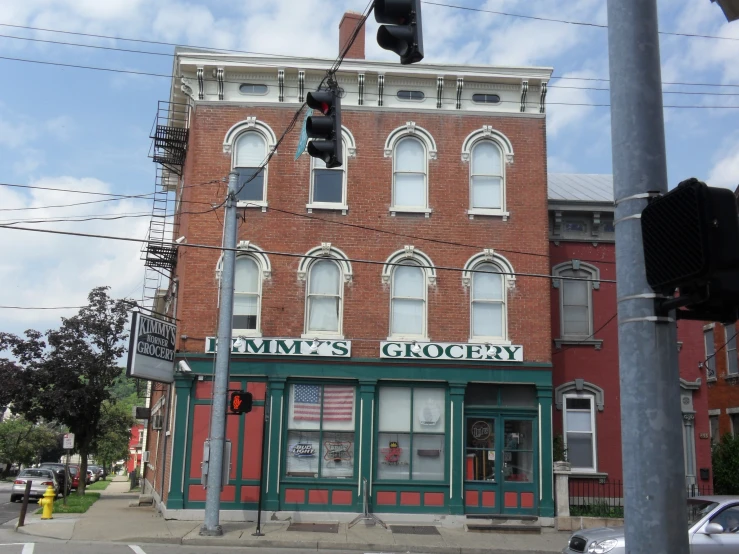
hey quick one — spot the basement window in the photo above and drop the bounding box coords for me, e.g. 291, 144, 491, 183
472, 94, 501, 104
397, 90, 425, 101
239, 83, 269, 95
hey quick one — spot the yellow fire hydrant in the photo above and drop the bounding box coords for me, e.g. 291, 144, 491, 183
38, 485, 56, 520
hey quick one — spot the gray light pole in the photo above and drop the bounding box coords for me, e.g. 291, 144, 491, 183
606, 2, 690, 553
200, 171, 238, 536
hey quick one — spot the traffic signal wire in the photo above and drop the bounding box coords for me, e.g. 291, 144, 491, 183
0, 223, 615, 285
551, 312, 618, 355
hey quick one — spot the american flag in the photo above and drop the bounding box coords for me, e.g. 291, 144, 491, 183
293, 384, 354, 421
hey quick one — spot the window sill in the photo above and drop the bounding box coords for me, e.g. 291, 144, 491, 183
306, 203, 348, 215
389, 207, 432, 218
467, 208, 510, 221
387, 335, 429, 342
467, 338, 512, 346
568, 471, 608, 480
237, 200, 268, 212
233, 331, 262, 338
300, 333, 345, 340
554, 338, 603, 350
724, 373, 739, 381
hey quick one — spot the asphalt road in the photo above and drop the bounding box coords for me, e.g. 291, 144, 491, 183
0, 483, 20, 526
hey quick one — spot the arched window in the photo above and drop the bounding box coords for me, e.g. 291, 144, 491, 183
470, 141, 503, 210
391, 263, 426, 338
234, 132, 267, 203
306, 260, 342, 335
553, 261, 600, 342
471, 263, 506, 340
393, 137, 427, 210
233, 256, 261, 334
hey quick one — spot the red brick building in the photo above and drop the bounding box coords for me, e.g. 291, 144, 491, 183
548, 174, 712, 491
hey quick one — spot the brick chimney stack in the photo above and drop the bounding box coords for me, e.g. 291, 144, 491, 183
338, 11, 366, 60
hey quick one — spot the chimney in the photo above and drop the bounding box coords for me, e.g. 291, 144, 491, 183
339, 11, 366, 60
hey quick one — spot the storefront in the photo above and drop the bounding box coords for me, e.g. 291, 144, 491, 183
164, 341, 554, 519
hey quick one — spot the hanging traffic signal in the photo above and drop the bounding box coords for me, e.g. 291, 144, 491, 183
375, 0, 424, 65
641, 177, 739, 322
306, 89, 342, 168
229, 391, 253, 414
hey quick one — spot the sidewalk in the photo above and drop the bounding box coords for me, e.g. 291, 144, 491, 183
12, 477, 571, 553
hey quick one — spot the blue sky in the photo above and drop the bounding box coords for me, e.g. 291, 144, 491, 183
0, 0, 737, 337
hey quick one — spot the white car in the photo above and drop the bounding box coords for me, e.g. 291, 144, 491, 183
563, 496, 739, 554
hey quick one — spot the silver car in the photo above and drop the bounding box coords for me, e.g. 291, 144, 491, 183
10, 468, 59, 502
563, 496, 739, 554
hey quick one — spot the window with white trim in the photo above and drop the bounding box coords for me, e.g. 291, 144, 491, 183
393, 137, 427, 209
305, 259, 342, 336
470, 141, 503, 210
310, 142, 346, 207
553, 262, 599, 340
234, 132, 267, 204
563, 393, 597, 472
470, 263, 506, 341
705, 328, 717, 380
709, 415, 719, 445
726, 323, 738, 376
233, 256, 261, 334
390, 263, 426, 338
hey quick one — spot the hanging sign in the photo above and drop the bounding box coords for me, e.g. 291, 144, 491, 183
380, 341, 523, 362
205, 337, 351, 358
126, 312, 176, 383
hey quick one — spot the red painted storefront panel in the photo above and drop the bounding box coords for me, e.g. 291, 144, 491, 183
285, 489, 305, 503
465, 490, 478, 507
242, 406, 264, 479
332, 490, 353, 505
424, 492, 445, 506
308, 489, 329, 504
376, 491, 397, 505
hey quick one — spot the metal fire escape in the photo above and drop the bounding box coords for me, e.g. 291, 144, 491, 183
141, 101, 190, 313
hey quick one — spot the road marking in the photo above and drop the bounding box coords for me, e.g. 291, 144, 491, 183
128, 546, 147, 554
21, 544, 34, 554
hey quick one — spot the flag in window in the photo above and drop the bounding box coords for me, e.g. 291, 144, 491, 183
293, 385, 353, 421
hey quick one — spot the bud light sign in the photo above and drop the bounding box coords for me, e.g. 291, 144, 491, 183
126, 312, 177, 383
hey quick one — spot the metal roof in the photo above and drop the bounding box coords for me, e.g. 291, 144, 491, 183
548, 173, 614, 204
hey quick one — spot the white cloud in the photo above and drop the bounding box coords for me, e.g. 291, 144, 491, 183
708, 140, 739, 190
0, 176, 148, 335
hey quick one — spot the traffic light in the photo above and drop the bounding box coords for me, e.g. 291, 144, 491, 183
375, 0, 424, 65
229, 391, 253, 414
306, 89, 342, 168
641, 177, 739, 322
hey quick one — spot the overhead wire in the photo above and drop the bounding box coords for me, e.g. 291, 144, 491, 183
552, 313, 618, 355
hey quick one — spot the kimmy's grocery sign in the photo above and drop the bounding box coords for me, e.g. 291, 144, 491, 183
380, 341, 523, 362
206, 337, 351, 358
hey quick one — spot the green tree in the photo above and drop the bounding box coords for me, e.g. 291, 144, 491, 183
712, 433, 739, 495
0, 416, 57, 474
0, 286, 131, 495
91, 401, 134, 475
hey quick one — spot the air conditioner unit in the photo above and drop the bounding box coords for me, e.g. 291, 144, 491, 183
151, 414, 163, 430
142, 451, 150, 463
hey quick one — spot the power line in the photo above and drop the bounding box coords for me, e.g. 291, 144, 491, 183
423, 0, 739, 42
552, 312, 618, 355
0, 223, 616, 284
0, 302, 176, 319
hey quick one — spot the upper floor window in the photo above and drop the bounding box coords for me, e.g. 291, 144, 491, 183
471, 263, 506, 341
239, 83, 268, 95
306, 260, 342, 336
726, 323, 738, 376
397, 90, 425, 101
705, 327, 717, 380
472, 93, 501, 104
391, 263, 426, 339
234, 132, 267, 204
310, 144, 346, 207
470, 141, 503, 210
233, 256, 260, 334
553, 261, 600, 342
393, 137, 427, 209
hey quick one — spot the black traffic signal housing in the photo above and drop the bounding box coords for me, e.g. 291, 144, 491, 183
306, 89, 342, 168
641, 177, 739, 323
229, 391, 253, 415
375, 0, 424, 65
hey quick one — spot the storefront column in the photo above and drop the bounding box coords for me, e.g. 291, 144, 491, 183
356, 379, 377, 512
449, 383, 466, 515
264, 378, 286, 512
537, 386, 555, 517
166, 376, 194, 510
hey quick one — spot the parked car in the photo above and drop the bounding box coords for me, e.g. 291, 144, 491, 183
11, 468, 59, 502
67, 465, 81, 490
562, 496, 739, 554
87, 465, 101, 483
38, 463, 71, 495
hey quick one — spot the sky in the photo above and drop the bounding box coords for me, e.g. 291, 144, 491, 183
0, 0, 738, 338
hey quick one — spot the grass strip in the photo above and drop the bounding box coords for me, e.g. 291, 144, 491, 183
35, 492, 101, 514
87, 478, 111, 491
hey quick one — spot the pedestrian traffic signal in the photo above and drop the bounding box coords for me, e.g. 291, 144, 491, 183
375, 0, 424, 65
641, 177, 739, 322
306, 89, 342, 168
229, 391, 253, 414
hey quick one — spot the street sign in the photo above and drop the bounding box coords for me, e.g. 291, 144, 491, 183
126, 312, 176, 383
63, 433, 75, 450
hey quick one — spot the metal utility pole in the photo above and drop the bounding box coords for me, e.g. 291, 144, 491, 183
200, 171, 238, 536
606, 2, 690, 553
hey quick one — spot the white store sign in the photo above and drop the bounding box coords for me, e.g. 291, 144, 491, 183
205, 337, 351, 358
380, 341, 524, 362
